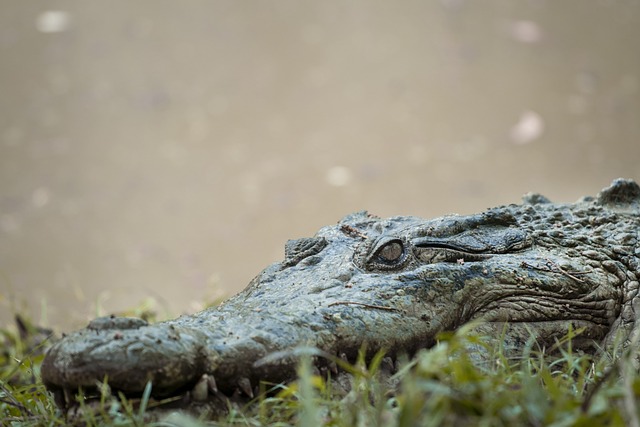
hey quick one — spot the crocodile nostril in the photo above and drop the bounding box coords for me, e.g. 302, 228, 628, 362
283, 237, 328, 267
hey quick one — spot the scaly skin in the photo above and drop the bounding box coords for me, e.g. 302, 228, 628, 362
41, 179, 640, 411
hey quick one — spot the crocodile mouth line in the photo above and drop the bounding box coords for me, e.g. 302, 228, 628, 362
50, 351, 402, 417
51, 385, 195, 415
50, 376, 258, 416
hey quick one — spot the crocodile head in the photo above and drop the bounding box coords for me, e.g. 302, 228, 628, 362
41, 179, 640, 412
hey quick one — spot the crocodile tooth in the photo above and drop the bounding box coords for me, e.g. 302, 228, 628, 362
207, 374, 218, 393
52, 389, 66, 409
319, 366, 328, 378
238, 377, 254, 398
191, 374, 209, 402
329, 361, 338, 374
381, 356, 395, 375
63, 388, 74, 407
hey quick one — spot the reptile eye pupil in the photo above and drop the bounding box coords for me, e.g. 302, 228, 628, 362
378, 241, 404, 263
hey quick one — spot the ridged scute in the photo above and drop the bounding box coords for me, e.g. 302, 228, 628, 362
596, 178, 640, 208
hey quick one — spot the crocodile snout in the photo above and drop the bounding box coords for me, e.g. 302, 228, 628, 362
41, 316, 212, 405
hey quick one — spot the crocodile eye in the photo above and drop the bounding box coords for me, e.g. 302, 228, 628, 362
375, 240, 405, 264
364, 238, 409, 271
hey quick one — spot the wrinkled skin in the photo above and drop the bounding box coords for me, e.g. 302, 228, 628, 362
41, 179, 640, 413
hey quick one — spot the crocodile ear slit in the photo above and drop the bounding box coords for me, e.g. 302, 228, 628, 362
413, 227, 531, 254
413, 238, 477, 252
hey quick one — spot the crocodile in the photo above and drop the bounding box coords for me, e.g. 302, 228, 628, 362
41, 178, 640, 414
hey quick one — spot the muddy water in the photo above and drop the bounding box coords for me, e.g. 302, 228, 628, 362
1, 1, 639, 330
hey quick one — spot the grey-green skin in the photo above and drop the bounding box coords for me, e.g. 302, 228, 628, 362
41, 179, 640, 410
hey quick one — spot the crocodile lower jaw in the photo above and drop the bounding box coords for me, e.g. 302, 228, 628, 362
52, 353, 400, 420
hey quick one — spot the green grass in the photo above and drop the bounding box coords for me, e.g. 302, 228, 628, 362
2, 315, 639, 426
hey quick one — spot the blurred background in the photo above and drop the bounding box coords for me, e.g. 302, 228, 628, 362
1, 1, 639, 330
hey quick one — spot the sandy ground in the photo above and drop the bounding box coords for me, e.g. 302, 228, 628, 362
1, 1, 639, 330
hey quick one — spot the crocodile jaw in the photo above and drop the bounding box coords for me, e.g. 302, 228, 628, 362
40, 213, 457, 406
